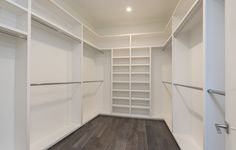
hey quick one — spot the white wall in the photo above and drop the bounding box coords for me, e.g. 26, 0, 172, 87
83, 44, 104, 123
204, 0, 225, 149
151, 47, 172, 129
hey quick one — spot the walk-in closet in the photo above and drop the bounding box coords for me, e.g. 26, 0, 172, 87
0, 0, 235, 150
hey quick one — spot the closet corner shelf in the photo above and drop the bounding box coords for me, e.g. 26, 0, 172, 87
31, 12, 82, 42
173, 0, 201, 37
163, 35, 172, 50
0, 23, 27, 39
1, 0, 28, 13
83, 40, 102, 52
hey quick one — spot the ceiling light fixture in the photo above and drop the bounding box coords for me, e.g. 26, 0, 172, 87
126, 6, 132, 12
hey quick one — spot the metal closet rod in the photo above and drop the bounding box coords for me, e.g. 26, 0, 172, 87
173, 83, 203, 91
207, 89, 225, 96
162, 81, 172, 85
30, 80, 104, 86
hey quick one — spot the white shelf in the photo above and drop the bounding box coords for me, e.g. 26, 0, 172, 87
131, 64, 150, 67
31, 123, 80, 150
131, 72, 150, 75
112, 104, 130, 108
131, 98, 150, 101
173, 0, 201, 36
131, 56, 150, 58
131, 90, 150, 93
83, 40, 102, 52
113, 89, 130, 92
131, 81, 150, 84
31, 12, 82, 42
113, 81, 129, 83
48, 0, 82, 25
0, 23, 27, 39
113, 64, 130, 67
112, 97, 130, 100
113, 72, 129, 75
0, 0, 28, 13
131, 106, 150, 109
113, 56, 130, 59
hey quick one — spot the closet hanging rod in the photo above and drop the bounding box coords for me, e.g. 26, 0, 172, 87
30, 82, 81, 86
162, 81, 172, 85
207, 89, 225, 96
173, 83, 203, 91
31, 80, 104, 86
83, 80, 104, 83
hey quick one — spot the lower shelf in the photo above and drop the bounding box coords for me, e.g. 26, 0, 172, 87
174, 134, 202, 150
31, 123, 81, 150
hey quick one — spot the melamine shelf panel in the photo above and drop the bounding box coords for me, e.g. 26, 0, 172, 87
113, 72, 129, 75
131, 90, 150, 93
48, 0, 82, 25
131, 81, 150, 84
112, 64, 130, 67
112, 104, 130, 108
83, 40, 102, 52
113, 56, 130, 59
0, 23, 27, 39
131, 106, 150, 109
131, 64, 150, 67
112, 81, 129, 83
173, 0, 201, 36
131, 56, 150, 59
131, 98, 150, 101
113, 89, 130, 92
31, 12, 82, 42
131, 72, 150, 75
31, 123, 81, 150
112, 97, 130, 100
1, 0, 28, 13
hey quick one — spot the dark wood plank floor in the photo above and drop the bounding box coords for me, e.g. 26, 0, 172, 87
49, 115, 180, 150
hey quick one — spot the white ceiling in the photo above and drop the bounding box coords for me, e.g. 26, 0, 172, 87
65, 0, 180, 35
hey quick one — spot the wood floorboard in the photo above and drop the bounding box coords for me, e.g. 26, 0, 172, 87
49, 115, 180, 150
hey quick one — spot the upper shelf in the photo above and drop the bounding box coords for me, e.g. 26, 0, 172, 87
31, 12, 82, 42
173, 0, 202, 37
0, 0, 28, 13
0, 23, 27, 39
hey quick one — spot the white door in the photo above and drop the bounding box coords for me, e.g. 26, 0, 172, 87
225, 0, 236, 149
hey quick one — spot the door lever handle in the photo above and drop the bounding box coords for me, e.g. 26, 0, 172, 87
215, 122, 229, 134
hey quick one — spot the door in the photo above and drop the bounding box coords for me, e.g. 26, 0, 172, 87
225, 0, 236, 149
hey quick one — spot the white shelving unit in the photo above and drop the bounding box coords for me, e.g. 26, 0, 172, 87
0, 0, 28, 37
0, 1, 29, 150
111, 47, 151, 117
172, 1, 204, 150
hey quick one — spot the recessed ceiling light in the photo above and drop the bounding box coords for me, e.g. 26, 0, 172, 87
126, 7, 132, 12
